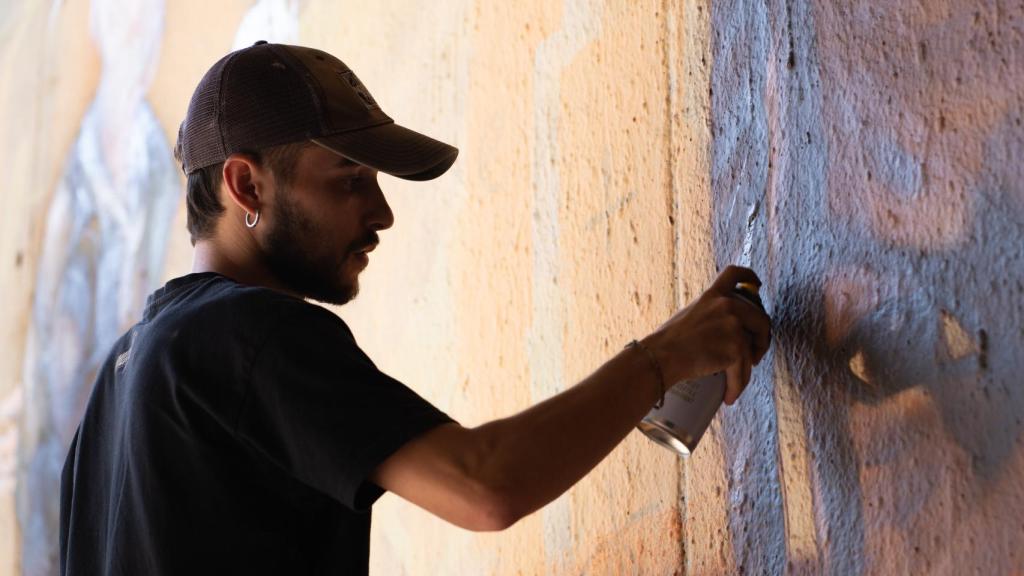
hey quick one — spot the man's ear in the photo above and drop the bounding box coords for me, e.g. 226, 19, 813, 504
222, 153, 268, 217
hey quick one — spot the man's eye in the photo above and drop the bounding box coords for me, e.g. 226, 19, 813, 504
332, 171, 374, 189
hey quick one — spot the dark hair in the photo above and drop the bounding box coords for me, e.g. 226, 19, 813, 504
174, 141, 313, 246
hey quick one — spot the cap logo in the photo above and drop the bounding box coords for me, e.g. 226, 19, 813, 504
338, 69, 379, 110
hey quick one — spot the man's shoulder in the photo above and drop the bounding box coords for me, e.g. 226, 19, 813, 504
146, 274, 353, 346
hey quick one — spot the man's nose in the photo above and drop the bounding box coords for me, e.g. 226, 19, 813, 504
367, 182, 394, 231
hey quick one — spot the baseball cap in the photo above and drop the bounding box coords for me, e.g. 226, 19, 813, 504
175, 40, 458, 181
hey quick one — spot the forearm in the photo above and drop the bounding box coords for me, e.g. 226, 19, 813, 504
371, 267, 767, 532
469, 335, 665, 522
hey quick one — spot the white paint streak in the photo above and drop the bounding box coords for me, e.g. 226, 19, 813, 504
738, 218, 755, 268
17, 1, 180, 573
233, 0, 299, 48
0, 386, 23, 496
529, 1, 604, 571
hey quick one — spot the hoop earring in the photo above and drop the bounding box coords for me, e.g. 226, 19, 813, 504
245, 209, 260, 228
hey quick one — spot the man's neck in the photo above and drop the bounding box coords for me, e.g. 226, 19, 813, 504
191, 240, 304, 301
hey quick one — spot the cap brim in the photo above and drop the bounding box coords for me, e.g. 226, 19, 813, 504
311, 122, 458, 181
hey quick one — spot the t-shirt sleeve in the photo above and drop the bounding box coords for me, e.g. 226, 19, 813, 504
235, 299, 458, 512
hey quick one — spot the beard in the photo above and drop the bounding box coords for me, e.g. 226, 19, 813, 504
262, 189, 361, 306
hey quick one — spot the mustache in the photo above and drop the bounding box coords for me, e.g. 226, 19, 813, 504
351, 232, 380, 252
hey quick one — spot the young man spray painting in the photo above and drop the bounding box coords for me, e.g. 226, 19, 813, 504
59, 41, 771, 575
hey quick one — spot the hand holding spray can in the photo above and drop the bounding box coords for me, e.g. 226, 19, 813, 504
636, 282, 767, 457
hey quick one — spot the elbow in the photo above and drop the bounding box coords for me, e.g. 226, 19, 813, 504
463, 456, 522, 531
460, 422, 525, 532
470, 486, 521, 532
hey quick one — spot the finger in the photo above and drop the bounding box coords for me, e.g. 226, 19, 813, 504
731, 298, 772, 351
710, 265, 762, 294
724, 343, 754, 405
753, 329, 772, 365
724, 362, 743, 406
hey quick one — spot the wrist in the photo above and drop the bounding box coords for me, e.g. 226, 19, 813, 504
625, 337, 667, 409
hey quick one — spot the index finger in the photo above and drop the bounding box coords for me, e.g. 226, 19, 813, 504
710, 265, 762, 294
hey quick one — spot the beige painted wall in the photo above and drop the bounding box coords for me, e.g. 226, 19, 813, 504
2, 0, 1021, 574
1, 1, 690, 574
301, 2, 687, 573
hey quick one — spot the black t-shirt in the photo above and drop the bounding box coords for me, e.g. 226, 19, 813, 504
59, 272, 457, 575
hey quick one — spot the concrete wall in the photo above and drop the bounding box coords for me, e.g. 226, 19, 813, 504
0, 0, 1020, 574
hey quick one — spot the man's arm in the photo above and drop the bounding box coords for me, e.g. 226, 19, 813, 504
369, 266, 771, 531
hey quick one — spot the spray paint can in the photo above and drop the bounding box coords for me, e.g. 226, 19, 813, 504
637, 282, 766, 457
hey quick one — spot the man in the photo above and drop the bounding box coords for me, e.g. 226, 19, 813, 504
59, 41, 771, 575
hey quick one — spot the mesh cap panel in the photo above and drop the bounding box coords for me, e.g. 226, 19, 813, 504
177, 53, 232, 173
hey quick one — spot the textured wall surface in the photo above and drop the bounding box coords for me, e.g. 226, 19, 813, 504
0, 1, 102, 572
1, 0, 1021, 575
307, 2, 687, 573
15, 1, 180, 572
685, 0, 1024, 574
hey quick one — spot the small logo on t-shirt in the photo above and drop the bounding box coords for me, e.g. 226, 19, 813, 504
338, 70, 380, 110
115, 349, 130, 370
116, 329, 135, 370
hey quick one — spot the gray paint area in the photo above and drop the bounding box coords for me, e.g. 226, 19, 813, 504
701, 0, 1024, 573
15, 1, 178, 573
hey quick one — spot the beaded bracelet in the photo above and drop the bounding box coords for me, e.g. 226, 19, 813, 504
625, 339, 666, 409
